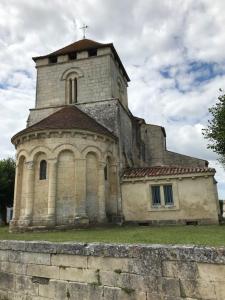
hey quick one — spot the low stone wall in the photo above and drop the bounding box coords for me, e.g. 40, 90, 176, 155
0, 241, 224, 300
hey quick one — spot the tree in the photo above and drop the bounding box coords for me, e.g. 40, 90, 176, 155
0, 158, 16, 224
202, 91, 225, 165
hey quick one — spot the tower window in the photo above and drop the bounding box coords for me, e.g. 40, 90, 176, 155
69, 52, 77, 60
49, 56, 57, 64
40, 160, 47, 180
88, 48, 97, 57
104, 165, 108, 181
69, 78, 78, 104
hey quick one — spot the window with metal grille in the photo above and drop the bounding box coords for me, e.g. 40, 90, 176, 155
164, 185, 174, 205
40, 160, 47, 180
151, 186, 161, 206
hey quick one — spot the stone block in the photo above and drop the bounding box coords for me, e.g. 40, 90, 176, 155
87, 256, 129, 272
215, 281, 225, 300
27, 264, 59, 279
0, 250, 8, 262
39, 279, 67, 299
15, 275, 38, 296
8, 251, 22, 263
104, 286, 146, 300
67, 282, 103, 300
59, 267, 97, 283
0, 272, 14, 290
101, 271, 158, 294
180, 279, 216, 299
198, 263, 225, 282
130, 257, 162, 276
162, 260, 199, 280
1, 261, 27, 275
22, 252, 51, 265
51, 254, 87, 268
158, 277, 181, 297
0, 290, 9, 300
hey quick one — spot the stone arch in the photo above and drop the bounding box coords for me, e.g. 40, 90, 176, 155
30, 146, 51, 160
61, 67, 84, 81
86, 151, 99, 222
17, 149, 28, 162
54, 144, 81, 160
61, 68, 84, 105
82, 146, 102, 161
56, 149, 76, 225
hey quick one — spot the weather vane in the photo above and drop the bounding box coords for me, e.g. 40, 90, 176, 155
80, 24, 88, 39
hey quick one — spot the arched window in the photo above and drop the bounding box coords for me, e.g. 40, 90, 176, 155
39, 160, 47, 180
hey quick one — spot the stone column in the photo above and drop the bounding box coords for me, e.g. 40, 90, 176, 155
75, 159, 88, 223
23, 161, 34, 226
47, 159, 57, 226
10, 163, 19, 229
98, 162, 106, 222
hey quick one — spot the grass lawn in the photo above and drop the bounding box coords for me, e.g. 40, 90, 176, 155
0, 225, 224, 247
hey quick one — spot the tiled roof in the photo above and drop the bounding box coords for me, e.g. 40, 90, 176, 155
32, 38, 130, 82
123, 166, 215, 178
12, 106, 116, 142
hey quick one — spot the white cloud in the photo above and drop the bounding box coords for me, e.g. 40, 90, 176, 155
0, 0, 225, 198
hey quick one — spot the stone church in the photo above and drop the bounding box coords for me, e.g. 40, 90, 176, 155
10, 38, 220, 231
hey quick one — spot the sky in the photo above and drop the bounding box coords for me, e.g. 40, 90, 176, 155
0, 0, 225, 198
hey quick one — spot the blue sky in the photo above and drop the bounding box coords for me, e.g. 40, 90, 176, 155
0, 0, 225, 198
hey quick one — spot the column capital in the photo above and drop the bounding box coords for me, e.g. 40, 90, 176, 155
25, 161, 34, 170
48, 158, 58, 165
99, 161, 106, 169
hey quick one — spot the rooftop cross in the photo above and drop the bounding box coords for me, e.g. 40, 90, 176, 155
80, 24, 88, 39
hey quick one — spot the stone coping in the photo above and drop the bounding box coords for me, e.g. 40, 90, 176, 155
0, 240, 224, 264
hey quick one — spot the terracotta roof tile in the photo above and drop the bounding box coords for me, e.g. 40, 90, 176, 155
12, 106, 116, 142
32, 39, 130, 82
123, 166, 215, 178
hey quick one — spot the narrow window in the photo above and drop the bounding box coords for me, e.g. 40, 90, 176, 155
88, 48, 97, 57
49, 56, 57, 64
74, 78, 77, 103
151, 186, 161, 206
164, 185, 174, 205
104, 165, 108, 181
40, 160, 47, 180
69, 52, 77, 60
69, 79, 72, 104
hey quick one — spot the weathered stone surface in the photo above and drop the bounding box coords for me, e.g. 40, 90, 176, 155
162, 260, 199, 280
27, 264, 59, 279
59, 267, 97, 283
67, 282, 103, 300
51, 254, 87, 268
197, 263, 225, 282
0, 242, 224, 299
39, 279, 67, 299
180, 279, 217, 299
15, 275, 38, 296
0, 272, 14, 290
0, 261, 27, 275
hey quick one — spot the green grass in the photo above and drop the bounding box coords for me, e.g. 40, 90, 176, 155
0, 225, 224, 246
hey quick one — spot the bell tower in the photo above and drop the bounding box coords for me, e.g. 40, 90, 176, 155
28, 39, 130, 127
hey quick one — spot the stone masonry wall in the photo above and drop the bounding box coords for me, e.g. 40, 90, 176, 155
0, 241, 224, 300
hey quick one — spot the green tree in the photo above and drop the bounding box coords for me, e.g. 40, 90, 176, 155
0, 158, 15, 224
202, 91, 225, 165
